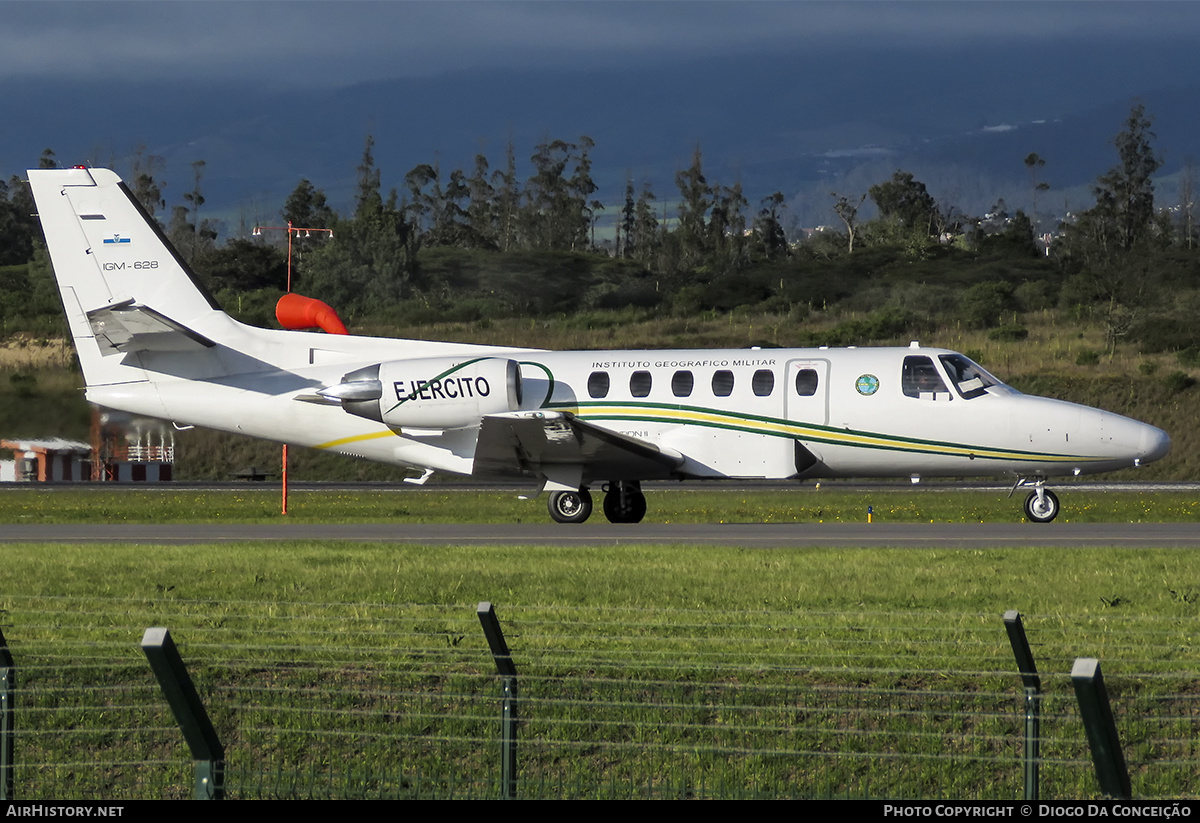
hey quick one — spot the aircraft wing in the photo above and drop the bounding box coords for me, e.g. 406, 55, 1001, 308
473, 410, 685, 485
87, 301, 216, 355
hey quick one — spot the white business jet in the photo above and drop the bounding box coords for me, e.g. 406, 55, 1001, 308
27, 168, 1170, 523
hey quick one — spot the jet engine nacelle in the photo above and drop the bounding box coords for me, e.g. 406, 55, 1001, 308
327, 356, 523, 430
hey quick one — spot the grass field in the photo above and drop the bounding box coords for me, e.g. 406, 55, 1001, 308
1, 486, 1198, 799
2, 484, 1200, 524
3, 539, 1200, 799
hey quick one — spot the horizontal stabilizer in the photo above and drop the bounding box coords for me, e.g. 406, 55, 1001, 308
87, 300, 216, 356
473, 410, 684, 482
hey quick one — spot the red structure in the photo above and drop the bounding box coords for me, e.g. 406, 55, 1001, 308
91, 410, 175, 482
0, 412, 176, 483
0, 438, 91, 482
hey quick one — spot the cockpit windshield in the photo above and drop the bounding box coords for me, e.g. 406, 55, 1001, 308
938, 354, 1004, 399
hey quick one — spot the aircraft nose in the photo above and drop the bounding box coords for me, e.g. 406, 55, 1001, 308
1138, 423, 1171, 465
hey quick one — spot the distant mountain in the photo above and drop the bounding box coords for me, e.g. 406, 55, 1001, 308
6, 40, 1200, 232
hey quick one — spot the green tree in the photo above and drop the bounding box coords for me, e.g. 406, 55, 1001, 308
0, 176, 37, 266
868, 171, 939, 235
1094, 103, 1162, 253
168, 160, 218, 265
298, 135, 415, 314
282, 178, 334, 229
466, 153, 497, 250
519, 137, 596, 251
570, 136, 598, 250
632, 181, 659, 266
674, 146, 713, 268
617, 176, 636, 259
830, 191, 866, 253
403, 162, 473, 248
1178, 161, 1196, 249
280, 178, 336, 265
355, 134, 384, 220
708, 181, 748, 272
1023, 152, 1049, 232
1057, 105, 1165, 355
753, 192, 788, 260
204, 239, 288, 292
491, 140, 521, 252
402, 162, 438, 236
979, 210, 1040, 258
959, 281, 1017, 329
129, 146, 166, 221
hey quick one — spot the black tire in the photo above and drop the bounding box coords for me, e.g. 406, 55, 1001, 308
1023, 489, 1060, 523
548, 489, 593, 524
603, 489, 647, 524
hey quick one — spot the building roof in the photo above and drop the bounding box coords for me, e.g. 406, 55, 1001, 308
1, 438, 92, 454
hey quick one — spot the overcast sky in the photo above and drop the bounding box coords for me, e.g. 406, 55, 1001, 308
4, 1, 1199, 91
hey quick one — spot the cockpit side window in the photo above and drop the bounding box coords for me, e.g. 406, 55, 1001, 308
902, 356, 949, 399
939, 354, 1000, 399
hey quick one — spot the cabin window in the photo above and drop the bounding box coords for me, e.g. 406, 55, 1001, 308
795, 368, 819, 396
630, 370, 652, 398
902, 356, 950, 399
712, 370, 735, 397
588, 371, 610, 399
672, 370, 694, 397
752, 369, 775, 396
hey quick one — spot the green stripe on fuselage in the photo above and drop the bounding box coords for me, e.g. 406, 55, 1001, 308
546, 400, 1100, 464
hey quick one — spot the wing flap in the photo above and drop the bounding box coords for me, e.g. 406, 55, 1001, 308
473, 411, 684, 482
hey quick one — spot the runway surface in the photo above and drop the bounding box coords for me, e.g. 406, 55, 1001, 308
4, 521, 1200, 547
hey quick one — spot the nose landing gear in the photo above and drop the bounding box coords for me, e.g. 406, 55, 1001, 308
1014, 479, 1060, 523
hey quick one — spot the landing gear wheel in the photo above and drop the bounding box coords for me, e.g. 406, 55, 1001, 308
603, 486, 647, 524
1023, 489, 1060, 523
548, 489, 593, 524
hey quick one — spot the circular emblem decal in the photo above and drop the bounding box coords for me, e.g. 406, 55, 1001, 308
855, 374, 880, 395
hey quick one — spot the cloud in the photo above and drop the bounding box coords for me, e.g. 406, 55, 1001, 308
1, 1, 1196, 90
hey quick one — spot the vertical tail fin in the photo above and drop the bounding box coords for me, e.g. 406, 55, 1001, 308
27, 167, 224, 386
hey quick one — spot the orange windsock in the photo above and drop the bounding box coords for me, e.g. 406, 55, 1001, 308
275, 292, 350, 335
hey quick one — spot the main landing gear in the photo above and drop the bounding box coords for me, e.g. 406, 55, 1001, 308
1014, 479, 1060, 523
547, 481, 646, 524
547, 488, 593, 524
602, 481, 646, 524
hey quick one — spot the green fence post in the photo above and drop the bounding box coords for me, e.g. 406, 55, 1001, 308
140, 627, 225, 800
0, 626, 13, 801
477, 602, 518, 799
1071, 657, 1131, 799
1003, 610, 1041, 801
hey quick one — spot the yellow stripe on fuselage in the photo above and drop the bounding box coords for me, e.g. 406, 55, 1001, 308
312, 402, 1101, 466
313, 430, 400, 450
554, 402, 1095, 464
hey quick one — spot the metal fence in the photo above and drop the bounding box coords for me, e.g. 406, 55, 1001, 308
1, 596, 1198, 800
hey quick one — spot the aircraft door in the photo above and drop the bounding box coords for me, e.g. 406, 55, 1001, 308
786, 359, 830, 426
786, 359, 830, 475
